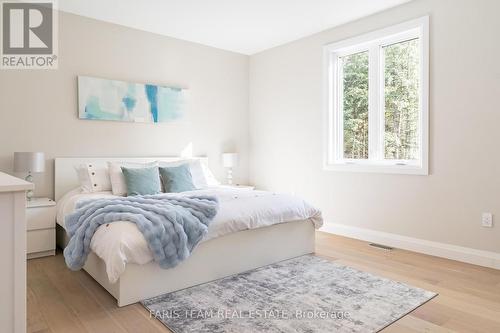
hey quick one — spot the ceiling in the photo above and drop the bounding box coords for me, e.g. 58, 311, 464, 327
58, 0, 410, 55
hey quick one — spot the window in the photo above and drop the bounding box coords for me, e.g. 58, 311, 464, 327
324, 17, 429, 174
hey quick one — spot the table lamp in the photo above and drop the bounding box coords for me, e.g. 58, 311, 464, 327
14, 152, 45, 201
222, 153, 238, 185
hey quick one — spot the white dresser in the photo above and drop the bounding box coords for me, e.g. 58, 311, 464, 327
27, 198, 56, 259
0, 172, 32, 333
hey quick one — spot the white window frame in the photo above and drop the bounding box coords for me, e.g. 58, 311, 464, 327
323, 16, 429, 175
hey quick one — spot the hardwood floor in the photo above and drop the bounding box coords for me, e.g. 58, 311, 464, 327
28, 232, 500, 333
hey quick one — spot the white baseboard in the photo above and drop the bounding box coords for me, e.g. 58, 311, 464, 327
320, 223, 500, 270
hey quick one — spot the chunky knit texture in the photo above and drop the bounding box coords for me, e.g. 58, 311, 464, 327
64, 194, 218, 271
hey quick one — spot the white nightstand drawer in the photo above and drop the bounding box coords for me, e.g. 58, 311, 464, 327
27, 206, 56, 230
27, 229, 55, 253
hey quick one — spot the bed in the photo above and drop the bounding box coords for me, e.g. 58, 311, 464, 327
55, 157, 322, 307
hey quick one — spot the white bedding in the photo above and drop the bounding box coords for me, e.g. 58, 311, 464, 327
57, 187, 323, 283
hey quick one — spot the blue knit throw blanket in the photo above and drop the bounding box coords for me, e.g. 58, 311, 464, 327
63, 194, 219, 271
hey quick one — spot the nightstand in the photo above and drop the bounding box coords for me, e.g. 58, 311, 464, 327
27, 197, 56, 259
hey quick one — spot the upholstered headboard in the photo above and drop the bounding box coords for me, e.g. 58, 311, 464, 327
54, 156, 208, 201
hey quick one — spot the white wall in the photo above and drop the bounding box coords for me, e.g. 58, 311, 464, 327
0, 12, 249, 198
249, 0, 500, 253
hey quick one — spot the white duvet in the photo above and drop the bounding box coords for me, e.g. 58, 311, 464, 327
57, 187, 323, 283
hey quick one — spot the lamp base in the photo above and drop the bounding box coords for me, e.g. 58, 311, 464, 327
226, 168, 233, 185
25, 173, 34, 201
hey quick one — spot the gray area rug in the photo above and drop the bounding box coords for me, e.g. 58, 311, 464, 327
142, 255, 436, 332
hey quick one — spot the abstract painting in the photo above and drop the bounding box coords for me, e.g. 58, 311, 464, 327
78, 76, 186, 123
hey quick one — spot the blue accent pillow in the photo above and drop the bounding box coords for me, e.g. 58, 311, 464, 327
159, 164, 196, 193
121, 166, 161, 196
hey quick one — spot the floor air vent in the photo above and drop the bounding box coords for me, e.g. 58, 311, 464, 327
369, 243, 394, 251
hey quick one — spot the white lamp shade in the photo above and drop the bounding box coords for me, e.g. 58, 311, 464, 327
14, 152, 45, 173
222, 153, 238, 168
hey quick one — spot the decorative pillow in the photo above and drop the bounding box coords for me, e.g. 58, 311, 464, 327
159, 164, 196, 193
108, 161, 158, 196
75, 163, 112, 193
121, 166, 161, 196
158, 159, 219, 189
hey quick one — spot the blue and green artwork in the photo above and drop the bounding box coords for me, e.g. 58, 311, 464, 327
78, 76, 186, 123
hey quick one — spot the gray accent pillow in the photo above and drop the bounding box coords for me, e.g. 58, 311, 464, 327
121, 166, 161, 196
159, 164, 196, 193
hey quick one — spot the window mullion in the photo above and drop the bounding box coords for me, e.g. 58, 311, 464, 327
378, 44, 386, 161
368, 44, 381, 161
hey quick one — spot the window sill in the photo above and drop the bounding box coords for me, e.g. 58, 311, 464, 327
323, 161, 428, 175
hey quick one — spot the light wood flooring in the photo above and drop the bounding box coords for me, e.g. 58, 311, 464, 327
27, 232, 500, 333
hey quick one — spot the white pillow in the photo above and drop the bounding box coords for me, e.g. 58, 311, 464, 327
75, 163, 112, 193
200, 161, 220, 187
158, 159, 219, 189
108, 161, 158, 196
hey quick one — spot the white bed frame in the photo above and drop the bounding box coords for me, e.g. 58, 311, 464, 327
55, 157, 316, 307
